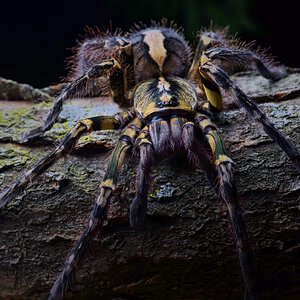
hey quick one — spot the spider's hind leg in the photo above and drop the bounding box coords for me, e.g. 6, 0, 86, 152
195, 112, 259, 300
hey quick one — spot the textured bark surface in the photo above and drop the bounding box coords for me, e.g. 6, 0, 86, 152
0, 73, 300, 300
0, 77, 52, 103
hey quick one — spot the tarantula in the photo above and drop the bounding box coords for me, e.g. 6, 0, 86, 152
1, 21, 299, 300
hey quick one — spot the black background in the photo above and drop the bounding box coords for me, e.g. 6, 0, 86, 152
0, 0, 298, 87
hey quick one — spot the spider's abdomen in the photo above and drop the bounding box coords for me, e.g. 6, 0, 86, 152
130, 27, 191, 82
133, 77, 198, 120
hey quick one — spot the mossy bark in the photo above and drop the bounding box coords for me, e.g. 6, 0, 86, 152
0, 73, 299, 300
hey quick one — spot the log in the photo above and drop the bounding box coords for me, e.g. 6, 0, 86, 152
0, 72, 299, 300
0, 77, 52, 103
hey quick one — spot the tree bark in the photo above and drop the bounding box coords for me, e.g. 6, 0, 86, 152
0, 73, 299, 300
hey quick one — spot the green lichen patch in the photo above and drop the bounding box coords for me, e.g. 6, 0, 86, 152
0, 147, 31, 172
0, 102, 52, 141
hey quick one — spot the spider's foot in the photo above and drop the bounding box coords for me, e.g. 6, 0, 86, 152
244, 288, 260, 300
48, 274, 64, 300
129, 197, 147, 228
292, 154, 300, 172
21, 126, 44, 143
266, 66, 288, 82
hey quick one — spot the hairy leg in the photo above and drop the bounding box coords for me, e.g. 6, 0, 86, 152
200, 61, 300, 170
0, 111, 134, 209
195, 113, 259, 299
130, 128, 154, 227
48, 117, 143, 299
22, 58, 129, 142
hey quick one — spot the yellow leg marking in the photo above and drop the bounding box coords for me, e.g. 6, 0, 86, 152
138, 138, 152, 147
200, 53, 209, 65
199, 66, 223, 111
201, 36, 213, 49
202, 87, 223, 111
79, 119, 94, 131
136, 125, 151, 147
199, 118, 212, 129
101, 179, 114, 188
122, 127, 138, 139
112, 58, 122, 70
202, 102, 210, 110
69, 123, 87, 137
100, 118, 115, 130
122, 118, 143, 139
207, 134, 216, 154
215, 154, 233, 166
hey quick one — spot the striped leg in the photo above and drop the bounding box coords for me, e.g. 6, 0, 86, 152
195, 113, 259, 300
0, 111, 134, 210
49, 117, 143, 300
130, 127, 154, 227
204, 47, 287, 81
22, 58, 128, 142
200, 61, 300, 170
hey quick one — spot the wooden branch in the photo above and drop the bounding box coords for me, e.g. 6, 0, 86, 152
0, 77, 52, 102
0, 72, 299, 300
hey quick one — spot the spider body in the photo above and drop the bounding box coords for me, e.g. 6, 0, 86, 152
134, 77, 197, 117
1, 22, 300, 300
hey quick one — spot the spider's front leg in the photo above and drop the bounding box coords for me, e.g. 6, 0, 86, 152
49, 117, 143, 300
195, 112, 259, 300
200, 61, 300, 170
189, 34, 287, 113
22, 57, 128, 142
203, 46, 287, 82
0, 110, 134, 209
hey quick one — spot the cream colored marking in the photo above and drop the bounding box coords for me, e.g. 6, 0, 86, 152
200, 53, 209, 65
143, 30, 167, 71
201, 35, 213, 47
202, 86, 223, 111
203, 102, 210, 109
160, 93, 172, 102
215, 154, 233, 166
101, 179, 114, 188
157, 77, 171, 91
207, 135, 216, 153
199, 118, 212, 128
80, 119, 94, 131
138, 138, 152, 146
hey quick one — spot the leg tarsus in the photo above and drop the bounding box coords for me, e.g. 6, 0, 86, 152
130, 195, 148, 227
244, 288, 260, 300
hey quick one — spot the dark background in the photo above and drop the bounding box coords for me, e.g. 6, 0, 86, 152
0, 0, 298, 87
